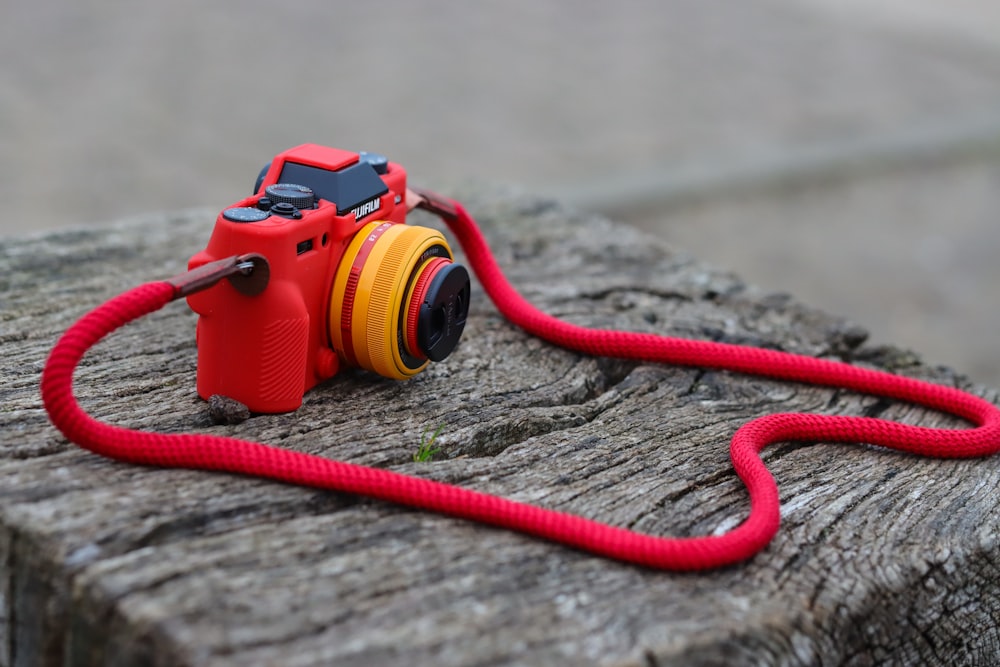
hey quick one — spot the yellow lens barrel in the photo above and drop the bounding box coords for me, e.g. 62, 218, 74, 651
330, 221, 455, 379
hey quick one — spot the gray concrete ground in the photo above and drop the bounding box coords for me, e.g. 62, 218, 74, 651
2, 0, 998, 385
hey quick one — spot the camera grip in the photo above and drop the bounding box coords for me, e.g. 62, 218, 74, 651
193, 280, 310, 413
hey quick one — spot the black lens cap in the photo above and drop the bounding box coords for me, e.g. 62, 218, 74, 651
416, 263, 471, 362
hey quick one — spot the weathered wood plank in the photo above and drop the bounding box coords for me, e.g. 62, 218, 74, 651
1, 196, 998, 666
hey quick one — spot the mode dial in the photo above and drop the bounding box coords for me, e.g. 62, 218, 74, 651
264, 183, 316, 210
359, 151, 389, 175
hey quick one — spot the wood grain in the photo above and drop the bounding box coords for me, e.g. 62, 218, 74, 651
1, 196, 998, 666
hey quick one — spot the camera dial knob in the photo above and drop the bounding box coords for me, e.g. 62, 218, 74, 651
222, 207, 270, 223
359, 151, 389, 175
265, 183, 315, 210
269, 202, 303, 219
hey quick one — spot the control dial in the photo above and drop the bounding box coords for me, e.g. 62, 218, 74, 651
264, 183, 316, 210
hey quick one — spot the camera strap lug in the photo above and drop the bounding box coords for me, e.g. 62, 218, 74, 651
406, 187, 459, 223
167, 253, 270, 299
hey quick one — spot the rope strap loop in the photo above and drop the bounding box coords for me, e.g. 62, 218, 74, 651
41, 196, 1000, 571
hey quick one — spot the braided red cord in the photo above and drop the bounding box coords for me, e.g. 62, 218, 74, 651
41, 200, 1000, 570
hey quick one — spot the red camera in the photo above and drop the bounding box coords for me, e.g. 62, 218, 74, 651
186, 144, 471, 413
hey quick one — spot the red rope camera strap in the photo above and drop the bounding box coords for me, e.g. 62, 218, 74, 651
41, 198, 1000, 571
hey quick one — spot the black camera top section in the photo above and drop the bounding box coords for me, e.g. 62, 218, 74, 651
277, 160, 389, 217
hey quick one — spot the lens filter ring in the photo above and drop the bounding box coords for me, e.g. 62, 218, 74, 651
404, 257, 450, 359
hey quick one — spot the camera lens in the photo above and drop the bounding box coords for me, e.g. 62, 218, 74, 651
329, 221, 471, 379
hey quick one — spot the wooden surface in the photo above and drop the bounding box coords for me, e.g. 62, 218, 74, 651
2, 195, 999, 666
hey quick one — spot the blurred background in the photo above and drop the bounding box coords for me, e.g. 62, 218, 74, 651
2, 0, 998, 385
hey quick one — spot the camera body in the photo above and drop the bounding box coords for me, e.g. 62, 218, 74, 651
187, 144, 470, 414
